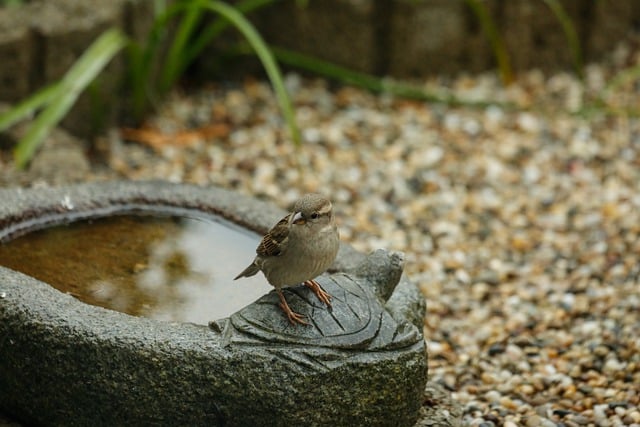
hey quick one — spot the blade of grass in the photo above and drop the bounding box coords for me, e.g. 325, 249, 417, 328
129, 0, 276, 116
183, 0, 277, 67
200, 1, 300, 144
0, 83, 60, 130
126, 40, 149, 118
14, 28, 127, 168
159, 0, 277, 93
464, 0, 513, 85
127, 3, 183, 118
585, 62, 640, 118
159, 0, 207, 93
268, 45, 510, 109
542, 0, 583, 79
604, 63, 640, 94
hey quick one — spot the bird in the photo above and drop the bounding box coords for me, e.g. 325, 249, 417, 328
234, 193, 340, 325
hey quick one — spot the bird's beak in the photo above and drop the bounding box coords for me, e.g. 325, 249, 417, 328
291, 211, 305, 225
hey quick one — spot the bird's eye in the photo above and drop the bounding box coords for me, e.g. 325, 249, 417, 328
310, 212, 319, 219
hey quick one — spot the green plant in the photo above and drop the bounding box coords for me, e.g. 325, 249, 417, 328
586, 62, 640, 118
463, 0, 513, 85
0, 0, 24, 7
162, 0, 277, 94
268, 45, 509, 109
1, 29, 127, 168
127, 0, 283, 120
542, 0, 583, 79
2, 0, 611, 170
463, 0, 585, 83
0, 0, 299, 168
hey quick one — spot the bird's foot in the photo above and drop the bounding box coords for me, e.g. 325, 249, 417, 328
304, 279, 332, 307
278, 289, 309, 325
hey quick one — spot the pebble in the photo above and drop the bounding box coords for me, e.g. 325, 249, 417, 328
3, 38, 639, 427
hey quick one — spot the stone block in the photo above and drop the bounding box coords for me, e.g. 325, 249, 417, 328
502, 0, 583, 72
388, 0, 469, 76
587, 0, 635, 59
0, 14, 32, 103
256, 0, 378, 73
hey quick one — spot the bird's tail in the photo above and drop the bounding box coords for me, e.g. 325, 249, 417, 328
234, 262, 260, 280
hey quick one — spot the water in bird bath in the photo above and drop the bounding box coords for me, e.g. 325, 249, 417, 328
0, 214, 271, 324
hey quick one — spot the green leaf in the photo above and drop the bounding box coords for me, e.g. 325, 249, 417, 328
269, 45, 508, 109
159, 0, 207, 93
200, 1, 301, 145
0, 83, 60, 131
541, 0, 583, 79
13, 28, 128, 168
464, 0, 513, 85
126, 0, 298, 141
182, 0, 276, 74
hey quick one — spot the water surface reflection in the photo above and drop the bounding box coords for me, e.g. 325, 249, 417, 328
0, 215, 271, 324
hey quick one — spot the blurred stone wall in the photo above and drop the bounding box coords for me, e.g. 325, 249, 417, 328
1, 0, 639, 136
255, 0, 640, 76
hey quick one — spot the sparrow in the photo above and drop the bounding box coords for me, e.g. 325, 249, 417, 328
234, 194, 340, 325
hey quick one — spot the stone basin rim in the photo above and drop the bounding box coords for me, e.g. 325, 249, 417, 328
0, 180, 424, 325
0, 186, 265, 244
0, 202, 260, 243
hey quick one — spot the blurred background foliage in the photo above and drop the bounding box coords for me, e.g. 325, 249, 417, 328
0, 0, 638, 167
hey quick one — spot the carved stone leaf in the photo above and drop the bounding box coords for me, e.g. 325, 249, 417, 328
222, 273, 422, 351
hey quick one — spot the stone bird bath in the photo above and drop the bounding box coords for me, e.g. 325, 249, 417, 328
0, 181, 427, 426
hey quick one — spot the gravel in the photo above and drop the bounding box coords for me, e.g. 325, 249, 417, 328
2, 40, 640, 426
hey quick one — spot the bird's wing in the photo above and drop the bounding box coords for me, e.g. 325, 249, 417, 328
256, 214, 291, 257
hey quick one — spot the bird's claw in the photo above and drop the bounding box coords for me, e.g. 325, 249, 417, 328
278, 289, 309, 325
304, 279, 332, 307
